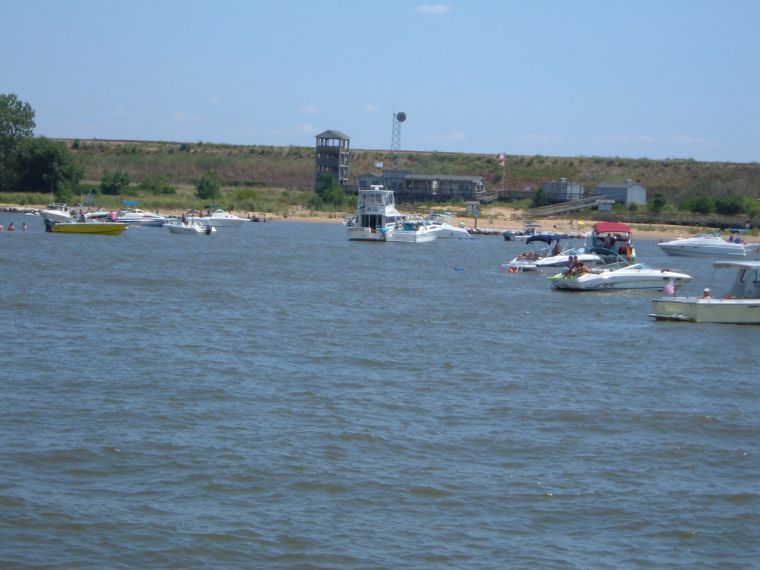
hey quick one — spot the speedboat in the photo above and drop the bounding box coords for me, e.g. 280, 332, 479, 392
165, 220, 216, 235
193, 209, 247, 227
39, 203, 74, 223
504, 246, 605, 272
549, 263, 692, 291
347, 184, 402, 241
586, 221, 637, 263
657, 234, 746, 257
44, 219, 128, 235
424, 212, 471, 239
117, 208, 168, 227
650, 261, 760, 324
385, 219, 437, 243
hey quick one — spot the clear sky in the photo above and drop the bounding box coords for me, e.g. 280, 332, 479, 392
3, 0, 759, 163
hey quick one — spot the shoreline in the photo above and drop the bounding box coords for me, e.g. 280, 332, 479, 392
2, 203, 755, 243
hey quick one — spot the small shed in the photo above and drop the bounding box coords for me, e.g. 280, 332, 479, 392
593, 179, 647, 205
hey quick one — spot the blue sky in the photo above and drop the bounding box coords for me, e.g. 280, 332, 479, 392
3, 0, 759, 162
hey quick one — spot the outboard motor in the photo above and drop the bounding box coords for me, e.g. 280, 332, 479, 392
205, 225, 212, 235
44, 219, 54, 232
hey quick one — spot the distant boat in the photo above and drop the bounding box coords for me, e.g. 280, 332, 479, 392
44, 220, 128, 235
193, 209, 247, 228
385, 219, 438, 243
39, 203, 74, 224
165, 220, 216, 235
658, 234, 746, 257
116, 208, 168, 227
346, 184, 402, 241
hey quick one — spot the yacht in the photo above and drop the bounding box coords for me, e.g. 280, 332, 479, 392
658, 234, 746, 257
117, 208, 168, 227
346, 184, 402, 241
385, 219, 438, 243
193, 208, 247, 227
424, 212, 471, 239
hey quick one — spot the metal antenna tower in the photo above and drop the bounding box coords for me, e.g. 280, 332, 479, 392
391, 111, 406, 169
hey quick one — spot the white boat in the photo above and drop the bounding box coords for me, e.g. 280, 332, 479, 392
193, 209, 247, 227
165, 220, 216, 235
549, 263, 692, 291
385, 219, 438, 243
424, 212, 471, 239
39, 203, 74, 223
504, 246, 605, 272
658, 234, 746, 257
650, 261, 760, 324
117, 208, 168, 227
346, 184, 402, 241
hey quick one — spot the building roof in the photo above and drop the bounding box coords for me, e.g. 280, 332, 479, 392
315, 130, 349, 140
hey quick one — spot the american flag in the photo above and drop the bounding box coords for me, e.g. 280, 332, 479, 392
663, 279, 675, 297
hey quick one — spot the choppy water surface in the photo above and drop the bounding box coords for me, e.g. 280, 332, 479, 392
1, 215, 758, 568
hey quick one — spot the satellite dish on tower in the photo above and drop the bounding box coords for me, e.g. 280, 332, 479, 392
396, 111, 406, 123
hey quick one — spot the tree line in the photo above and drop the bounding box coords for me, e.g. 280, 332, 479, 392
0, 93, 224, 203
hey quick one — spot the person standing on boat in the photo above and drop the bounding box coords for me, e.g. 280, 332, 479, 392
551, 240, 561, 256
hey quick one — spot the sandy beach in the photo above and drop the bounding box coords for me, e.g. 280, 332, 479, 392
3, 202, 755, 243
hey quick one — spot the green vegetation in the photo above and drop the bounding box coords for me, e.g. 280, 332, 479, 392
195, 171, 221, 201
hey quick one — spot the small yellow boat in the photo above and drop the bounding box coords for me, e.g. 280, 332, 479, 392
45, 220, 129, 235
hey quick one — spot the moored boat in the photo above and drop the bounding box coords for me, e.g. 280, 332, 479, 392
549, 263, 692, 291
346, 184, 402, 241
193, 209, 247, 227
385, 219, 437, 243
657, 234, 746, 257
39, 203, 74, 223
650, 260, 760, 324
117, 208, 168, 227
44, 220, 128, 235
165, 220, 216, 235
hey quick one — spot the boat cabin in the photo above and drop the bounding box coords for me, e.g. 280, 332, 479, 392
355, 185, 401, 230
719, 261, 760, 299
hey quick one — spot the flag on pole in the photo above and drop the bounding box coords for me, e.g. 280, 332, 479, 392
663, 279, 675, 297
498, 153, 506, 167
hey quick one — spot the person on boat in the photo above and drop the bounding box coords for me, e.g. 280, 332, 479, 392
700, 288, 712, 299
109, 210, 117, 222
551, 240, 561, 256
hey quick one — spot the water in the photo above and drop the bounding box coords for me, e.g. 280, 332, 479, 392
1, 214, 758, 568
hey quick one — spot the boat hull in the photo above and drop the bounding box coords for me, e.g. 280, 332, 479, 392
552, 272, 691, 291
346, 226, 389, 241
651, 298, 760, 324
47, 222, 128, 235
386, 231, 437, 243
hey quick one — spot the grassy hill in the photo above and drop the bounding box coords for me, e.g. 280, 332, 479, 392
64, 138, 760, 203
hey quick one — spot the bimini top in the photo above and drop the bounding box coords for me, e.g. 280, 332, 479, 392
593, 222, 632, 234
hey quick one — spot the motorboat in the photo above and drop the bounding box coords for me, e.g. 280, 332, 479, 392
385, 219, 438, 243
347, 184, 402, 241
44, 219, 128, 235
165, 219, 216, 235
193, 208, 247, 227
117, 208, 168, 227
650, 261, 760, 324
549, 263, 692, 291
504, 246, 605, 272
424, 212, 471, 239
657, 234, 746, 257
586, 221, 637, 263
39, 203, 74, 223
